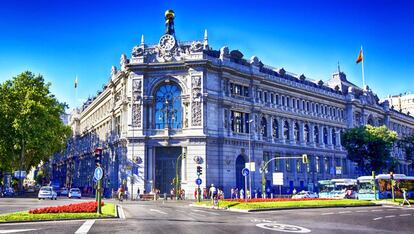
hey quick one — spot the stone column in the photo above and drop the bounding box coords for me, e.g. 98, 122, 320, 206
299, 121, 305, 146
267, 115, 273, 142
319, 125, 325, 148
288, 120, 295, 144
327, 127, 333, 149
336, 130, 342, 150
309, 123, 315, 147
279, 118, 285, 144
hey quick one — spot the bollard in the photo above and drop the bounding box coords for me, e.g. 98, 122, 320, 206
271, 193, 274, 199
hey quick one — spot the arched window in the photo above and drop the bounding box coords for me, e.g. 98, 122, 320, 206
261, 117, 267, 137
294, 122, 300, 143
154, 83, 182, 129
284, 121, 290, 140
332, 129, 337, 146
304, 124, 310, 143
272, 118, 279, 138
323, 127, 328, 144
314, 126, 319, 143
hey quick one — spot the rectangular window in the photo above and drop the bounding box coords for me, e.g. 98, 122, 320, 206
264, 92, 268, 103
282, 96, 285, 106
276, 95, 279, 105
244, 87, 249, 97
274, 154, 281, 171
286, 97, 290, 107
296, 159, 302, 173
270, 93, 274, 104
286, 158, 291, 172
292, 98, 296, 108
245, 113, 250, 133
324, 157, 329, 173
316, 156, 320, 173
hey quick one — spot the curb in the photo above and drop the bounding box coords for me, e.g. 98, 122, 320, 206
116, 205, 126, 219
190, 203, 379, 213
0, 216, 118, 224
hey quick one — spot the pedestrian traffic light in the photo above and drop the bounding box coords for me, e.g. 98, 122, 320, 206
302, 154, 308, 164
94, 147, 102, 166
390, 171, 394, 180
197, 166, 202, 176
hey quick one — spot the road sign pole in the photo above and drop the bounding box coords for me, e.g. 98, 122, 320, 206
244, 175, 247, 202
97, 178, 102, 214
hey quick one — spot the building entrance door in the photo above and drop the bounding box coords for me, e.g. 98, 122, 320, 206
236, 155, 246, 190
155, 147, 181, 194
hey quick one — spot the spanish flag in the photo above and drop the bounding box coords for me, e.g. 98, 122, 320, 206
74, 76, 78, 89
356, 48, 363, 64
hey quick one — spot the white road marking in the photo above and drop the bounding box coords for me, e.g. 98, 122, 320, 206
75, 220, 95, 234
338, 211, 352, 214
383, 205, 394, 208
321, 212, 334, 215
118, 205, 126, 219
356, 210, 367, 213
0, 229, 37, 234
373, 217, 383, 221
385, 215, 396, 218
386, 209, 397, 211
149, 209, 168, 215
192, 209, 220, 216
371, 209, 383, 212
399, 214, 411, 217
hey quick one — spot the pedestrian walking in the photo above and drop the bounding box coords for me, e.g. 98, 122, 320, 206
240, 188, 244, 199
400, 188, 411, 207
230, 187, 235, 199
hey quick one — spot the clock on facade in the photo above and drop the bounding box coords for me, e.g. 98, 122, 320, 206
159, 34, 176, 51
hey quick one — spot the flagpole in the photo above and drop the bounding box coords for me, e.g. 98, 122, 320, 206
75, 75, 78, 107
361, 46, 366, 89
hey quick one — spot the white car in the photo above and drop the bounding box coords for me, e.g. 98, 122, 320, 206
60, 188, 69, 196
68, 188, 82, 199
292, 191, 318, 199
38, 186, 57, 200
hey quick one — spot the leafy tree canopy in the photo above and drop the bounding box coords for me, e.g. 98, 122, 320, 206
341, 125, 397, 175
0, 71, 71, 172
397, 133, 414, 169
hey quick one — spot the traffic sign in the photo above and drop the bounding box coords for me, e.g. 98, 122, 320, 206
195, 178, 202, 185
272, 172, 283, 185
94, 167, 103, 181
242, 168, 250, 177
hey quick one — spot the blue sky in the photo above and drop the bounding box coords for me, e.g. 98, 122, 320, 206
1, 0, 413, 111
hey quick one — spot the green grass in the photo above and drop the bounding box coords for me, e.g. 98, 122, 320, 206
0, 203, 116, 223
196, 199, 375, 210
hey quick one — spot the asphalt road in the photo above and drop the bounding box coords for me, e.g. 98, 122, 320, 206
0, 198, 413, 233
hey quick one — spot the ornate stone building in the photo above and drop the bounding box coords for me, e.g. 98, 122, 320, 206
53, 10, 414, 197
385, 93, 414, 117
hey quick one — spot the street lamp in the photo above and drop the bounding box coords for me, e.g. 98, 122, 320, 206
248, 119, 254, 199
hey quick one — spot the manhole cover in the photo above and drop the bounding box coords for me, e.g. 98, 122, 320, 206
256, 222, 311, 233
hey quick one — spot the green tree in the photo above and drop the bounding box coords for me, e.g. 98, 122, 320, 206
397, 133, 414, 170
341, 125, 397, 175
0, 71, 71, 179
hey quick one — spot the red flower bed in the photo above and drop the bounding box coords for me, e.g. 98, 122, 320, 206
29, 201, 104, 214
223, 198, 334, 203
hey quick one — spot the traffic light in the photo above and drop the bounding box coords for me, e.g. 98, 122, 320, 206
197, 166, 202, 176
182, 152, 186, 159
94, 147, 102, 166
302, 154, 308, 164
390, 171, 394, 180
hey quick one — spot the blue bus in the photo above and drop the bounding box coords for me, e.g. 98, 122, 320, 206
318, 179, 358, 199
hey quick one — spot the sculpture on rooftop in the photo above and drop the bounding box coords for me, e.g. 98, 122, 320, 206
165, 9, 175, 36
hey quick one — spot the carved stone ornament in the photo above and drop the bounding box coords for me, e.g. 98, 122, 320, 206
219, 46, 229, 60
132, 79, 142, 101
111, 66, 117, 77
193, 156, 203, 164
132, 46, 145, 57
250, 56, 260, 66
120, 54, 128, 69
191, 75, 202, 127
190, 41, 203, 53
132, 104, 141, 128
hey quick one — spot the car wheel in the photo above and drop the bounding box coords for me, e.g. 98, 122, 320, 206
38, 198, 41, 200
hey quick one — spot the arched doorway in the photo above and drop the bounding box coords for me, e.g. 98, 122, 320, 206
236, 155, 246, 190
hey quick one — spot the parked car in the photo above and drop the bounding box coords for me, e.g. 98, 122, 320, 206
292, 191, 318, 199
38, 186, 57, 200
68, 188, 82, 199
60, 188, 69, 196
